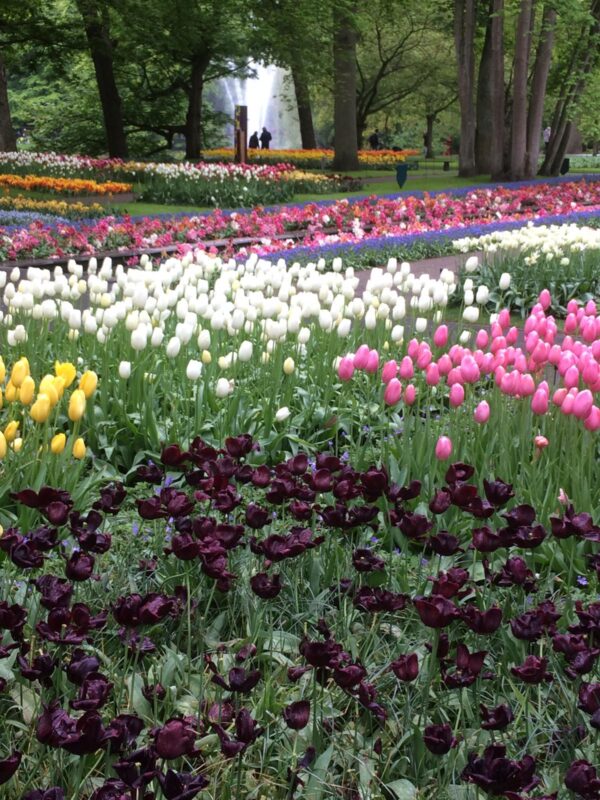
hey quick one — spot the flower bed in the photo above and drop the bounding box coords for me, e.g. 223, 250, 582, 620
0, 175, 132, 196
1, 178, 599, 263
203, 146, 421, 169
0, 195, 107, 220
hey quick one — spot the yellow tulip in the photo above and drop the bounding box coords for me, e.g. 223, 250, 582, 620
0, 357, 5, 384
4, 420, 19, 442
72, 437, 86, 459
53, 376, 66, 399
12, 437, 22, 453
0, 387, 3, 409
19, 375, 35, 405
201, 350, 212, 365
54, 361, 76, 388
39, 375, 59, 407
68, 389, 86, 421
30, 393, 51, 424
0, 432, 6, 458
11, 358, 29, 388
5, 381, 17, 403
50, 432, 66, 454
79, 370, 98, 398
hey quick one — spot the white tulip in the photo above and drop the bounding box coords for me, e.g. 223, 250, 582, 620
186, 359, 203, 380
275, 406, 291, 422
283, 357, 295, 375
464, 255, 479, 272
215, 377, 232, 398
238, 340, 253, 362
463, 306, 480, 323
337, 318, 352, 337
131, 327, 147, 351
415, 317, 427, 333
119, 361, 131, 379
499, 272, 511, 290
476, 285, 490, 304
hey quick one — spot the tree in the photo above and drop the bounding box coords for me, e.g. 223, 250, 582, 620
0, 51, 16, 151
454, 0, 478, 176
332, 2, 359, 170
475, 0, 504, 177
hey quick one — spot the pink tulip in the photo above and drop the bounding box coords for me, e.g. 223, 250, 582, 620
525, 332, 538, 353
564, 314, 577, 334
531, 389, 549, 415
460, 355, 480, 383
437, 354, 452, 375
433, 324, 449, 348
548, 345, 562, 366
399, 356, 414, 379
534, 435, 549, 450
566, 299, 579, 315
498, 308, 510, 329
552, 387, 568, 407
491, 322, 503, 338
582, 361, 599, 386
531, 341, 548, 364
475, 329, 489, 349
407, 338, 419, 359
519, 374, 535, 396
338, 356, 355, 382
561, 392, 576, 415
573, 389, 593, 420
447, 367, 464, 386
449, 384, 465, 408
564, 365, 580, 389
365, 349, 379, 373
426, 363, 440, 386
404, 384, 417, 405
416, 348, 432, 370
474, 401, 490, 424
538, 289, 551, 310
505, 327, 519, 346
592, 341, 600, 360
384, 378, 402, 405
490, 336, 506, 354
381, 359, 398, 384
353, 344, 370, 370
435, 436, 453, 460
585, 300, 596, 315
584, 405, 600, 431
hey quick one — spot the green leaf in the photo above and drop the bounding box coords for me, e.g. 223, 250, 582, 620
304, 745, 334, 800
385, 779, 418, 800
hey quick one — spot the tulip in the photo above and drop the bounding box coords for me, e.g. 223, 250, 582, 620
10, 358, 29, 388
353, 344, 370, 369
433, 324, 448, 347
39, 376, 59, 407
449, 384, 465, 408
538, 289, 551, 309
4, 420, 19, 443
186, 360, 202, 380
0, 432, 6, 459
474, 401, 490, 424
384, 378, 402, 406
79, 370, 98, 398
19, 375, 35, 406
238, 340, 253, 362
275, 406, 290, 422
0, 357, 5, 384
72, 438, 86, 459
425, 363, 440, 386
201, 350, 212, 365
51, 433, 66, 454
498, 272, 511, 290
283, 357, 295, 375
365, 349, 380, 374
531, 390, 548, 415
54, 361, 76, 387
68, 389, 86, 422
338, 357, 355, 382
404, 384, 417, 405
30, 393, 51, 424
118, 361, 131, 379
399, 356, 414, 379
215, 378, 232, 398
381, 359, 398, 384
573, 389, 593, 420
464, 255, 479, 272
435, 436, 453, 460
534, 435, 549, 450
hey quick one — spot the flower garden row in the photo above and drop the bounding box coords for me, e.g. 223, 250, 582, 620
1, 178, 599, 264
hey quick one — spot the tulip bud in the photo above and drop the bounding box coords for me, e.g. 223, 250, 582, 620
30, 393, 51, 424
12, 437, 22, 453
201, 350, 212, 365
215, 377, 232, 398
474, 401, 490, 424
51, 432, 67, 454
384, 378, 402, 406
54, 361, 76, 387
79, 370, 98, 398
464, 256, 479, 273
10, 358, 29, 388
68, 389, 86, 422
499, 273, 511, 291
338, 357, 355, 382
0, 431, 6, 458
19, 375, 35, 405
275, 406, 290, 422
283, 357, 295, 375
4, 420, 19, 442
435, 435, 453, 460
118, 361, 131, 379
186, 359, 202, 380
238, 341, 253, 362
72, 437, 86, 459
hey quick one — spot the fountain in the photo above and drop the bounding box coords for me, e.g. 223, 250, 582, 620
210, 62, 302, 150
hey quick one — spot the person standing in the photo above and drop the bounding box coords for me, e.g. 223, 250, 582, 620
249, 131, 259, 148
259, 127, 272, 150
543, 126, 551, 153
368, 129, 380, 150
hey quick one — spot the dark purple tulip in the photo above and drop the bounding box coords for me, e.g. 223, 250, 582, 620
480, 703, 514, 730
313, 468, 332, 492
449, 481, 479, 510
287, 454, 308, 475
510, 611, 546, 641
225, 434, 253, 458
0, 601, 27, 636
34, 575, 74, 610
93, 482, 127, 514
70, 673, 113, 710
472, 525, 503, 553
288, 666, 311, 682
423, 723, 458, 755
245, 503, 270, 529
29, 525, 59, 551
414, 595, 458, 628
139, 593, 180, 625
564, 760, 600, 799
170, 533, 200, 560
333, 662, 367, 688
564, 648, 600, 679
89, 779, 130, 800
461, 604, 503, 634
299, 636, 343, 668
578, 682, 600, 714
251, 465, 271, 487
445, 462, 475, 484
483, 478, 515, 507
427, 532, 461, 556
360, 466, 389, 500
430, 568, 469, 599
8, 538, 44, 568
429, 488, 452, 514
356, 681, 387, 724
388, 479, 421, 502
18, 653, 57, 686
142, 683, 167, 702
157, 769, 208, 800
104, 715, 145, 753
161, 444, 188, 466
502, 504, 536, 528
22, 790, 65, 800
283, 700, 310, 730
353, 587, 408, 613
60, 711, 108, 755
289, 499, 313, 520
206, 701, 235, 724
352, 548, 385, 573
136, 462, 164, 483
399, 512, 433, 541
511, 655, 553, 684
389, 653, 419, 682
65, 551, 95, 581
492, 557, 537, 590
153, 718, 196, 759
46, 501, 72, 526
250, 572, 283, 599
226, 667, 261, 693
0, 751, 21, 785
461, 744, 540, 795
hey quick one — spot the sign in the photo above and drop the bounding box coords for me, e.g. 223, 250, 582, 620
234, 105, 248, 164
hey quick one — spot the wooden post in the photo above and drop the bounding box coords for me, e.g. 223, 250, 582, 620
234, 105, 248, 164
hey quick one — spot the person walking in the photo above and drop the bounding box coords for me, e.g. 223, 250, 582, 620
368, 129, 380, 150
259, 127, 272, 150
249, 131, 259, 149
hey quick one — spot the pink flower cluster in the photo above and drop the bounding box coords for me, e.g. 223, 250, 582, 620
339, 290, 600, 435
1, 179, 599, 262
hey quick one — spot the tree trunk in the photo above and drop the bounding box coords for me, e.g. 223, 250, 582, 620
454, 0, 478, 176
508, 0, 534, 180
185, 57, 206, 160
0, 52, 16, 152
76, 0, 128, 158
425, 114, 435, 158
524, 5, 557, 177
548, 121, 572, 175
332, 6, 359, 171
291, 63, 317, 149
